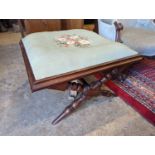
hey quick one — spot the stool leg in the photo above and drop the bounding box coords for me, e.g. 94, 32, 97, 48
101, 89, 117, 97
52, 87, 89, 125
52, 68, 121, 125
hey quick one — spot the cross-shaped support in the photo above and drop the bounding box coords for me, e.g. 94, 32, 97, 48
52, 68, 126, 125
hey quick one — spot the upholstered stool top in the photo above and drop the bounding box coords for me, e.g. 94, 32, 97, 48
22, 29, 138, 80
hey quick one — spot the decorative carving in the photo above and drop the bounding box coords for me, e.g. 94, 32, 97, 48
114, 21, 123, 43
52, 68, 123, 125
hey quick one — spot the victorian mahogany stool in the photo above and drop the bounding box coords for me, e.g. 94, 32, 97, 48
20, 29, 143, 125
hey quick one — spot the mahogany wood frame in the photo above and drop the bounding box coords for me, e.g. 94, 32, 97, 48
114, 21, 123, 42
20, 40, 143, 93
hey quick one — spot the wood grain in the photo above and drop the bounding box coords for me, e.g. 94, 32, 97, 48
114, 21, 123, 43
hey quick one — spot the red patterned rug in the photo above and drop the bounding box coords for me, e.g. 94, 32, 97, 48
106, 58, 155, 125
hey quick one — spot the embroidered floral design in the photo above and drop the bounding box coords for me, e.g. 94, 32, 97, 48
55, 34, 90, 47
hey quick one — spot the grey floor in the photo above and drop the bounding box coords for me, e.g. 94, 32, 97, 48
0, 35, 154, 135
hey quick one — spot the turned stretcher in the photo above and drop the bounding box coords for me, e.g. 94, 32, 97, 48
19, 29, 143, 125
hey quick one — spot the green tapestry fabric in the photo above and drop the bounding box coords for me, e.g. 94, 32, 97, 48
22, 29, 138, 80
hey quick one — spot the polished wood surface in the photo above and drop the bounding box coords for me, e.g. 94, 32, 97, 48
83, 24, 95, 31
20, 40, 35, 92
19, 19, 85, 37
22, 19, 61, 35
48, 82, 68, 91
61, 19, 84, 30
114, 21, 123, 43
19, 19, 99, 38
52, 68, 124, 125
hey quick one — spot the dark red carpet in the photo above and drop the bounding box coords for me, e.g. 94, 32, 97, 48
106, 58, 155, 125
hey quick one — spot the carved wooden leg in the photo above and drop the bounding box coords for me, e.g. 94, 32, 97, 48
52, 71, 112, 125
52, 86, 89, 125
52, 68, 123, 125
101, 89, 117, 97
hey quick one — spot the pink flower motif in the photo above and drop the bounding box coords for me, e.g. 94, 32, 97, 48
56, 34, 90, 47
57, 37, 66, 42
70, 35, 79, 39
78, 39, 90, 45
64, 44, 69, 47
67, 40, 75, 45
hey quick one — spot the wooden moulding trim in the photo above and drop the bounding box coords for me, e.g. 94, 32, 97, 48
19, 40, 36, 92
35, 55, 142, 83
20, 40, 143, 92
114, 21, 123, 31
114, 21, 124, 42
32, 56, 143, 92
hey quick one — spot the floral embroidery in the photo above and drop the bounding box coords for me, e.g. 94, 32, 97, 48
55, 34, 90, 47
